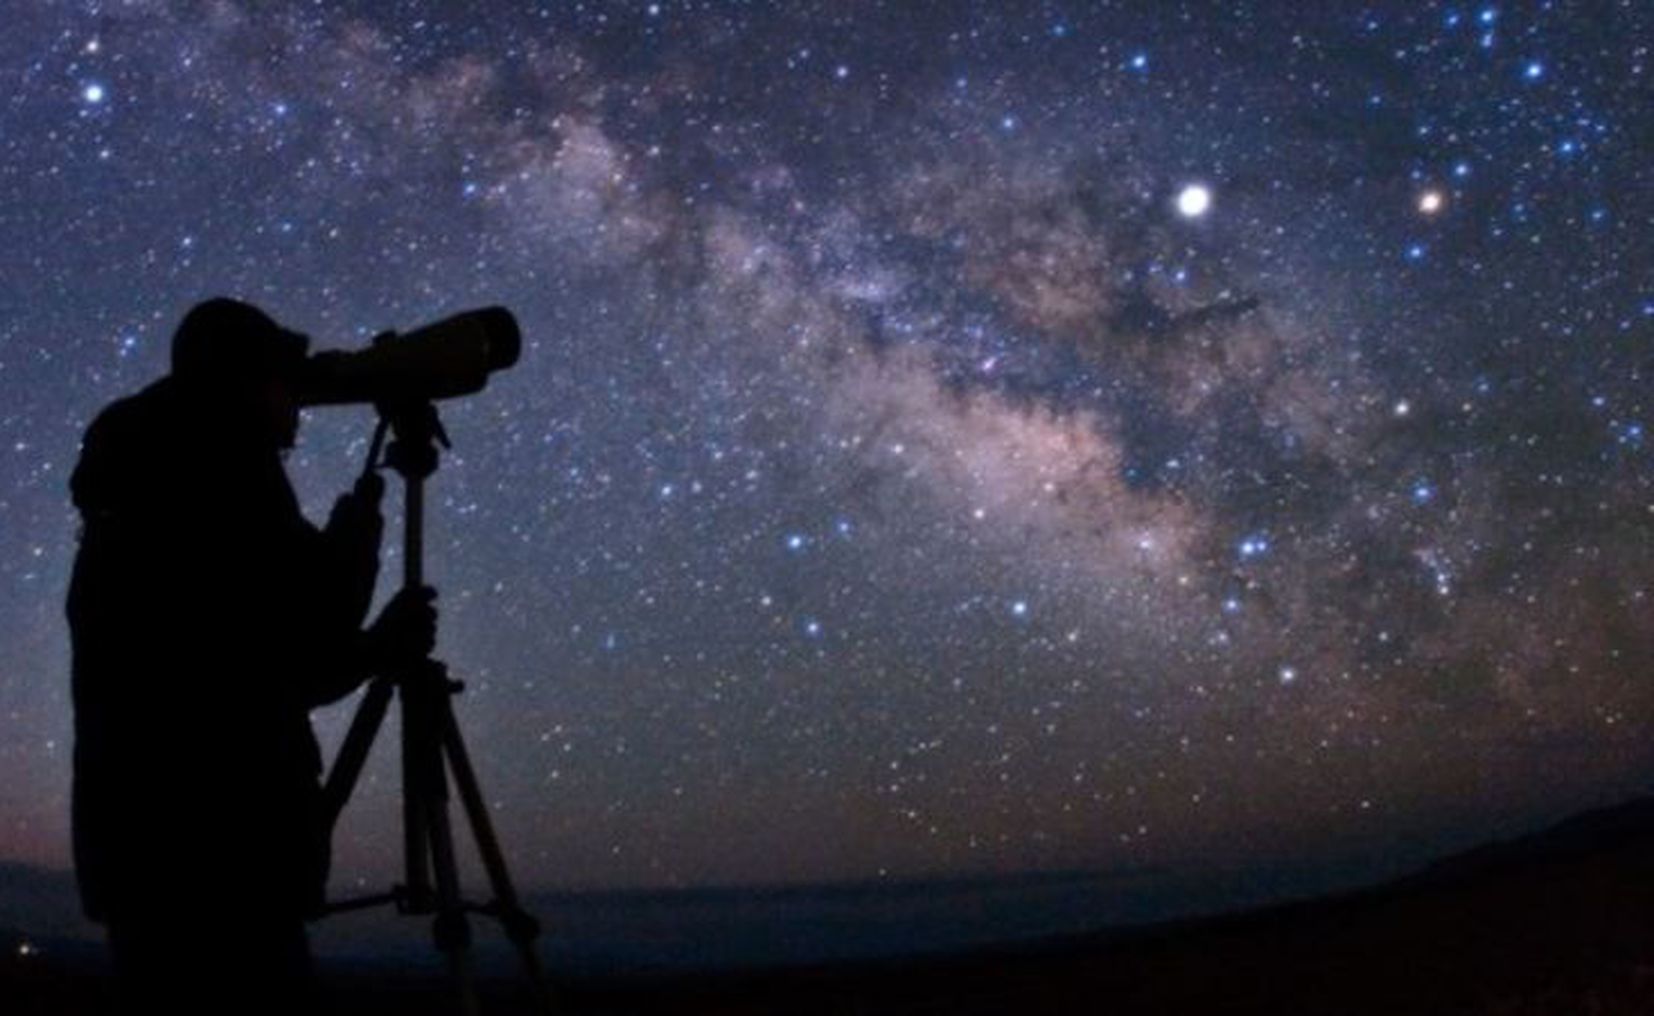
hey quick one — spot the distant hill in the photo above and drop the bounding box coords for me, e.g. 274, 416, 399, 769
7, 797, 1654, 1013
569, 794, 1654, 1014
983, 793, 1654, 1013
1396, 794, 1654, 888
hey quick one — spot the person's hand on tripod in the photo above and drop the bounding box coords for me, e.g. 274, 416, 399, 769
365, 586, 438, 669
341, 467, 385, 512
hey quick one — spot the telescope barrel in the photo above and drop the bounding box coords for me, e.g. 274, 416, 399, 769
297, 306, 520, 407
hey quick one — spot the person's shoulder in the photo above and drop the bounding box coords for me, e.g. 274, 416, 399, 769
82, 377, 180, 443
72, 378, 185, 513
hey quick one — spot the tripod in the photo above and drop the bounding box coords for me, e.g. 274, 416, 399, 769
320, 401, 552, 1015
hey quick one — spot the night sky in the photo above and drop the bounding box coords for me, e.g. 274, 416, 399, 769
2, 1, 1651, 904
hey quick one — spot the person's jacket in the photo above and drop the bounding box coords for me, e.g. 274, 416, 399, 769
67, 376, 380, 922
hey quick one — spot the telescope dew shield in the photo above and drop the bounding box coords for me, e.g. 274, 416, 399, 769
298, 306, 521, 406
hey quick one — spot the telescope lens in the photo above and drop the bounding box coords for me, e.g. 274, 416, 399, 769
473, 306, 521, 370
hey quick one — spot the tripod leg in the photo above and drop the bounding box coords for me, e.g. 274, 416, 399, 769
401, 676, 434, 912
441, 704, 557, 1012
423, 716, 480, 1016
321, 675, 396, 830
400, 471, 435, 913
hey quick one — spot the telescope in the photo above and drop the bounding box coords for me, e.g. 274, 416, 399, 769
297, 306, 521, 407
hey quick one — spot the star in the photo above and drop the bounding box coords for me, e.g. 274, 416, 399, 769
1176, 183, 1212, 218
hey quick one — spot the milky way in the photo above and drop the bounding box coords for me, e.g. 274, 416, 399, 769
1, 2, 1650, 896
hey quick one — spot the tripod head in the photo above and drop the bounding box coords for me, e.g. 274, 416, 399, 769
365, 400, 449, 481
359, 399, 452, 592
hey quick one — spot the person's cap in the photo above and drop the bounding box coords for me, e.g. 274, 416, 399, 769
170, 298, 309, 384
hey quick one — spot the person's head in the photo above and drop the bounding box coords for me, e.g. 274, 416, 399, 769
170, 298, 309, 449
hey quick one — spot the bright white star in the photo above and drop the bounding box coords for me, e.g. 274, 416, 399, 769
1176, 184, 1212, 218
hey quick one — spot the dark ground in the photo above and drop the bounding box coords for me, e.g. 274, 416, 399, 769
8, 798, 1654, 1014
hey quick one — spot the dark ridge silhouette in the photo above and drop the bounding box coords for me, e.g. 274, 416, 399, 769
561, 794, 1654, 1014
1394, 794, 1654, 887
9, 794, 1654, 1013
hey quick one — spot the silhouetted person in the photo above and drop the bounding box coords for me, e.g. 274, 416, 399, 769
67, 298, 435, 1013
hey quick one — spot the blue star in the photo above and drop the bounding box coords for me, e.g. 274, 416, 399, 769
1238, 535, 1270, 559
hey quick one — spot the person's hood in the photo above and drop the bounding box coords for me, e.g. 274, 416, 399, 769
71, 377, 274, 523
71, 379, 180, 522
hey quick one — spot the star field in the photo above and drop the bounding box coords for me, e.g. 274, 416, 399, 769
0, 2, 1651, 899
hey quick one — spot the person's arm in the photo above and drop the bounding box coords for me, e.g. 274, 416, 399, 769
294, 472, 383, 706
295, 471, 437, 707
301, 586, 438, 708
